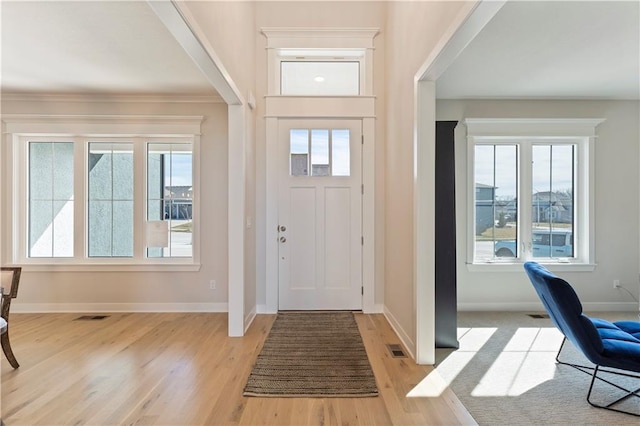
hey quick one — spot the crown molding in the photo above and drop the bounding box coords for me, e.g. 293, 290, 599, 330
2, 114, 204, 136
261, 27, 380, 49
464, 118, 606, 137
1, 92, 224, 104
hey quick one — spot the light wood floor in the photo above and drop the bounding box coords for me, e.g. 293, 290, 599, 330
1, 312, 476, 425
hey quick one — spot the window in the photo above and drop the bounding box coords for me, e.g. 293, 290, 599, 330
28, 142, 74, 258
267, 45, 374, 96
88, 142, 134, 257
289, 128, 351, 177
281, 61, 360, 95
466, 118, 603, 269
147, 143, 193, 258
6, 115, 202, 270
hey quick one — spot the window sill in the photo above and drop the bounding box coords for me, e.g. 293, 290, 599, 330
467, 262, 596, 273
12, 263, 201, 273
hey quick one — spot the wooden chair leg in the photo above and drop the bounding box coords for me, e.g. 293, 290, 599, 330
1, 330, 19, 369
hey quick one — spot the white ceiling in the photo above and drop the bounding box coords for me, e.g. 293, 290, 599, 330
436, 1, 640, 100
2, 1, 638, 101
1, 1, 218, 97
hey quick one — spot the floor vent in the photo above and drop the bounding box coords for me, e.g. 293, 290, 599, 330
74, 315, 110, 321
528, 314, 549, 319
387, 343, 407, 358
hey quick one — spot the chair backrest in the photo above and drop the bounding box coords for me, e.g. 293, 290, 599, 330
0, 267, 21, 321
523, 261, 605, 364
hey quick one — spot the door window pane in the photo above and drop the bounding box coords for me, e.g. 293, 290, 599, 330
311, 130, 330, 176
290, 129, 309, 176
88, 143, 133, 257
331, 129, 350, 176
290, 128, 353, 177
474, 145, 518, 260
28, 142, 74, 257
281, 61, 359, 95
147, 143, 193, 258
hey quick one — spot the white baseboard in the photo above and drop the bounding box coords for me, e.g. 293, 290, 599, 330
383, 306, 416, 360
458, 302, 639, 312
364, 303, 384, 314
255, 304, 383, 314
581, 302, 640, 312
11, 302, 229, 313
244, 306, 257, 333
256, 304, 277, 314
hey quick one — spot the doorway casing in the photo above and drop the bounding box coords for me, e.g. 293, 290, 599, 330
264, 99, 376, 313
262, 28, 379, 314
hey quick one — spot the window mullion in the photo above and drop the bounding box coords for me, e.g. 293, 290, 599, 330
15, 136, 27, 262
133, 138, 146, 261
519, 141, 533, 260
75, 138, 86, 260
192, 135, 201, 265
466, 134, 476, 264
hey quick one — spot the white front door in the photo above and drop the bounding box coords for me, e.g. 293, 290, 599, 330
278, 119, 362, 310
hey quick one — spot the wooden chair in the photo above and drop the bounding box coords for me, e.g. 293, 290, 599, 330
0, 267, 21, 368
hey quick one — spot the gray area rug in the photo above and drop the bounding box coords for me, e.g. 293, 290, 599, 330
440, 311, 639, 425
243, 311, 378, 397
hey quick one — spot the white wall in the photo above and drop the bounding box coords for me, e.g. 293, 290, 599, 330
437, 99, 640, 311
383, 1, 469, 353
1, 98, 230, 312
179, 1, 258, 326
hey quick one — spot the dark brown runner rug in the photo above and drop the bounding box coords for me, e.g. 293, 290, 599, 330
243, 312, 378, 397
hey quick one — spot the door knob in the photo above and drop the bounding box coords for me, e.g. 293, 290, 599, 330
280, 236, 286, 243
279, 225, 287, 232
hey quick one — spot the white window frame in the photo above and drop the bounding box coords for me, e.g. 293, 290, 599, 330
261, 28, 379, 97
465, 118, 604, 272
3, 115, 202, 271
277, 50, 365, 96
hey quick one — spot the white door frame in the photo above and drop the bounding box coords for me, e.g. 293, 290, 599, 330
265, 96, 376, 313
149, 1, 248, 337
413, 0, 506, 364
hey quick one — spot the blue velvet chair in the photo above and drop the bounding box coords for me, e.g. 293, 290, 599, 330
524, 261, 640, 416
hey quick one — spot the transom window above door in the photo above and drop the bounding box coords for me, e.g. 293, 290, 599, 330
280, 58, 361, 96
261, 28, 378, 97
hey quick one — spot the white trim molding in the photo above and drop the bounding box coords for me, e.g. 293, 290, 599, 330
2, 114, 204, 136
13, 264, 202, 272
148, 0, 243, 106
262, 28, 379, 97
265, 96, 376, 118
384, 305, 416, 361
228, 105, 247, 337
3, 115, 202, 269
1, 93, 223, 104
464, 118, 606, 138
261, 27, 379, 49
11, 302, 228, 313
458, 302, 639, 312
262, 28, 379, 315
414, 80, 436, 365
464, 117, 604, 269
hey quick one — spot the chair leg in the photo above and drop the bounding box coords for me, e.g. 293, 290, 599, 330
555, 336, 595, 371
586, 365, 640, 417
1, 329, 20, 369
556, 337, 640, 416
555, 336, 571, 365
